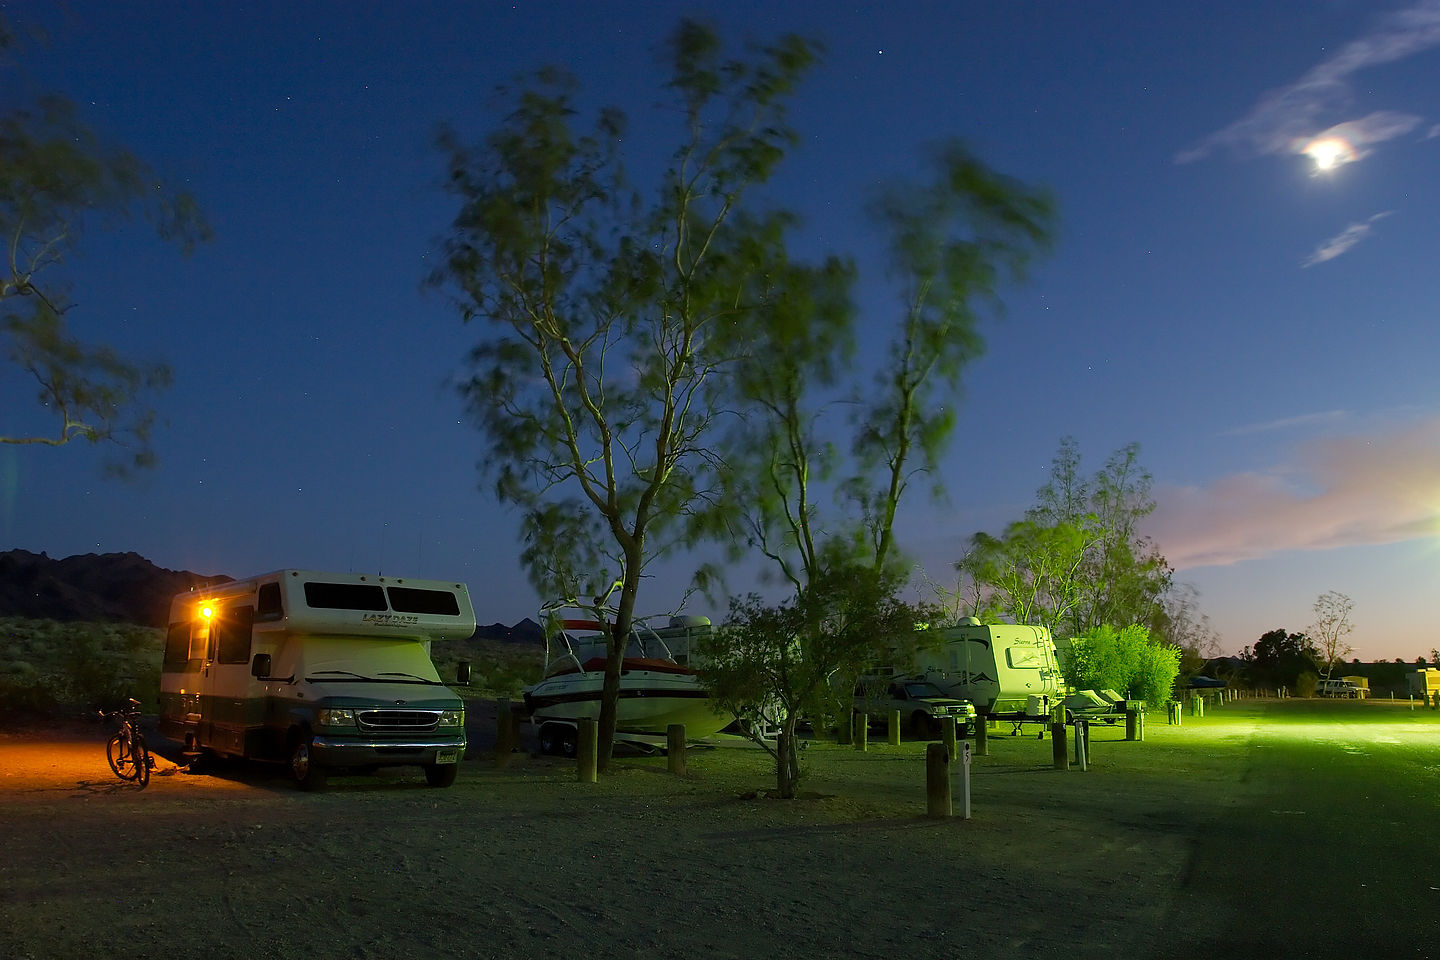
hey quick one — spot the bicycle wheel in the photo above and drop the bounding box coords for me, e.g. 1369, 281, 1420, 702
107, 733, 138, 780
132, 734, 151, 788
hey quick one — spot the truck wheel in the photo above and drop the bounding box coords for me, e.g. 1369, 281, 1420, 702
424, 763, 458, 787
289, 731, 327, 791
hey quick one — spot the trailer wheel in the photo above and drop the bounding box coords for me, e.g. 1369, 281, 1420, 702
289, 731, 327, 791
539, 723, 577, 757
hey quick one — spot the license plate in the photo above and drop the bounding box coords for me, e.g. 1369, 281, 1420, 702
435, 749, 459, 764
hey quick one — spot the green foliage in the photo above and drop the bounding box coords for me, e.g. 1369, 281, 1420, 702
1066, 623, 1179, 707
1, 28, 208, 468
956, 437, 1172, 637
1243, 628, 1319, 689
699, 563, 926, 797
0, 617, 163, 714
1295, 671, 1319, 698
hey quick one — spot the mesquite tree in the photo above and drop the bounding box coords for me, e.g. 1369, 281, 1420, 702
433, 22, 820, 770
1, 20, 207, 470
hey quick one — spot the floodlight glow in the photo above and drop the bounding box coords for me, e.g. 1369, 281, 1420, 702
200, 604, 215, 620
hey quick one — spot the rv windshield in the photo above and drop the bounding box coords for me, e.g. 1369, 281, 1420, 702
298, 637, 443, 685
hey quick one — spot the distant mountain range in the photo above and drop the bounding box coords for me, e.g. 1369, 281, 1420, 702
0, 550, 542, 643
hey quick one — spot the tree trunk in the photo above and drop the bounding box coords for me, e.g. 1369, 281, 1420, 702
597, 562, 643, 773
776, 716, 800, 799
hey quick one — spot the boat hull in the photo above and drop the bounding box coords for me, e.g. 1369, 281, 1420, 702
524, 669, 733, 739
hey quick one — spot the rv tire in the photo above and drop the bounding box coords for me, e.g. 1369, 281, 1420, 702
289, 731, 327, 791
424, 763, 458, 787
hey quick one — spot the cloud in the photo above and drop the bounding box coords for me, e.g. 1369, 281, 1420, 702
1226, 410, 1349, 435
1300, 211, 1393, 267
1145, 415, 1440, 569
1176, 0, 1440, 164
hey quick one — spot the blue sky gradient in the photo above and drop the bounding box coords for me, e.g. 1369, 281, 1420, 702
5, 1, 1439, 659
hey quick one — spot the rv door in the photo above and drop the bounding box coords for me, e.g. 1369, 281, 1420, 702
198, 603, 256, 756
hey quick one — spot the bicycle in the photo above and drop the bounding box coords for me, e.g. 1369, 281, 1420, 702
101, 698, 152, 787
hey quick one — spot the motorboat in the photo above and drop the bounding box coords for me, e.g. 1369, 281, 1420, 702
521, 608, 733, 755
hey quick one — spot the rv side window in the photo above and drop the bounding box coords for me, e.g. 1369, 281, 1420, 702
256, 583, 283, 621
387, 586, 460, 616
303, 581, 388, 611
188, 623, 211, 661
216, 605, 255, 664
163, 623, 190, 669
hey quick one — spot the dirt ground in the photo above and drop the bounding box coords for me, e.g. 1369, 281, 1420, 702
2, 699, 1437, 959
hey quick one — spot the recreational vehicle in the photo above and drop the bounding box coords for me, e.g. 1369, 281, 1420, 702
913, 619, 1066, 717
159, 570, 475, 789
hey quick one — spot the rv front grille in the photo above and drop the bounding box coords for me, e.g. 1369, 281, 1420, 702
357, 709, 441, 733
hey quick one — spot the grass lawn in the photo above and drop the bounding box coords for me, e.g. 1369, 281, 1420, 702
2, 696, 1438, 958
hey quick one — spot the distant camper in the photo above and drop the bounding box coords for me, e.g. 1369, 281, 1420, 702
912, 618, 1067, 717
159, 569, 475, 790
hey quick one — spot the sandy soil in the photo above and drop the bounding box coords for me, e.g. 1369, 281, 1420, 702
1, 701, 1428, 959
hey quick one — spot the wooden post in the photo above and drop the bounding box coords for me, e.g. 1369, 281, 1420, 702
494, 698, 514, 769
855, 714, 869, 752
974, 716, 989, 757
837, 710, 854, 746
1074, 719, 1088, 771
941, 715, 957, 760
888, 709, 902, 746
926, 742, 951, 818
1051, 719, 1068, 770
576, 718, 598, 783
1125, 705, 1139, 741
666, 723, 686, 776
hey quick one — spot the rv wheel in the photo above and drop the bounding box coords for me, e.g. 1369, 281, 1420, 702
289, 732, 328, 791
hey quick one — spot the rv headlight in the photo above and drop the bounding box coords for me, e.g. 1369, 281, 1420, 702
317, 708, 356, 728
436, 709, 464, 729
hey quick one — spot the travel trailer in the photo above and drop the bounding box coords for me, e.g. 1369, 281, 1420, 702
159, 570, 475, 790
912, 618, 1067, 717
1407, 668, 1440, 701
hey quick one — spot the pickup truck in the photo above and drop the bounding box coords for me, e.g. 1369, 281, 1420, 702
855, 677, 977, 738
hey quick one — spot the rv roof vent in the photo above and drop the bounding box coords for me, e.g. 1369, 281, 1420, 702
958, 616, 981, 627
669, 615, 711, 628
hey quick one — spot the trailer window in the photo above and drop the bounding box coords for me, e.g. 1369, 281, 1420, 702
216, 605, 255, 664
387, 586, 460, 616
256, 583, 283, 621
303, 581, 388, 611
1007, 648, 1040, 669
163, 623, 191, 668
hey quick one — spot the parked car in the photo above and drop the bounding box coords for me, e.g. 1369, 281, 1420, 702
1317, 678, 1361, 698
854, 677, 977, 738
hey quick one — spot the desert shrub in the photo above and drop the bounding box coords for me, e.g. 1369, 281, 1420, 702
1295, 671, 1319, 698
0, 618, 163, 715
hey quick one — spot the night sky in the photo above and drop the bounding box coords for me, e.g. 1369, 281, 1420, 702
5, 1, 1439, 660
